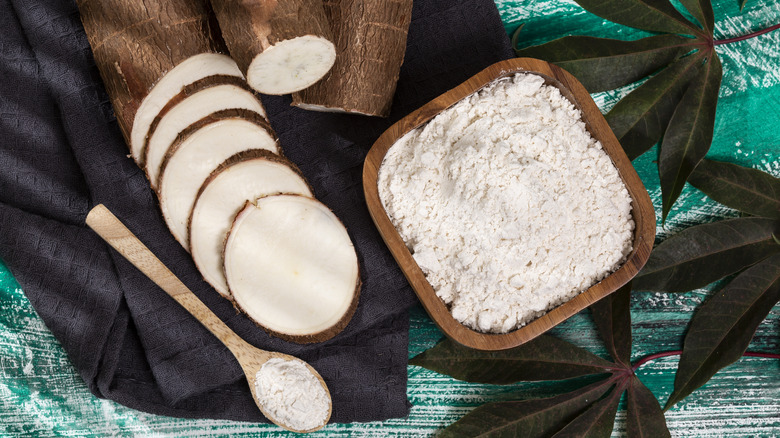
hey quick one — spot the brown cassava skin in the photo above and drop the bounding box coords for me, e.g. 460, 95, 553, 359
209, 0, 334, 75
76, 0, 225, 142
292, 0, 413, 117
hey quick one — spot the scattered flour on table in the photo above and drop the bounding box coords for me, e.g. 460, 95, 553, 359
378, 73, 635, 333
254, 358, 329, 431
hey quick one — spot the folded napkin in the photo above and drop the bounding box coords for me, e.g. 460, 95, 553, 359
0, 0, 513, 422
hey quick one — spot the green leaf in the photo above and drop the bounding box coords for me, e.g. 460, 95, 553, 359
739, 0, 749, 11
410, 335, 616, 384
665, 253, 780, 409
551, 384, 623, 438
441, 380, 614, 438
510, 23, 525, 53
515, 35, 693, 93
633, 217, 780, 292
679, 0, 715, 32
688, 158, 780, 219
590, 282, 633, 368
606, 52, 702, 160
573, 0, 700, 35
659, 52, 722, 221
626, 377, 671, 438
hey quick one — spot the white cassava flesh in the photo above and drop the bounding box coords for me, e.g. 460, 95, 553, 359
224, 196, 359, 341
144, 83, 266, 188
190, 151, 312, 298
246, 36, 336, 95
158, 118, 279, 248
292, 103, 373, 116
130, 53, 242, 163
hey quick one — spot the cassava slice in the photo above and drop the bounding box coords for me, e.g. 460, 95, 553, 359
291, 0, 413, 116
76, 0, 239, 159
190, 150, 313, 298
158, 110, 279, 248
130, 55, 243, 164
143, 78, 267, 188
224, 196, 360, 342
209, 0, 336, 95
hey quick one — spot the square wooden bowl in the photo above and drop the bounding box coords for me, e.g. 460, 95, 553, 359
363, 58, 655, 351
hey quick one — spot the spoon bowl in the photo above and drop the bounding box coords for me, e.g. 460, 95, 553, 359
86, 204, 332, 432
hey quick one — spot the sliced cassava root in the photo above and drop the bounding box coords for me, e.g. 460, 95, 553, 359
292, 0, 413, 116
76, 0, 239, 159
143, 77, 267, 187
210, 0, 337, 95
158, 110, 279, 248
224, 196, 360, 342
190, 150, 313, 299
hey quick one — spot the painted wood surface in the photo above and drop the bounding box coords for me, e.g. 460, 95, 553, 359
1, 0, 779, 436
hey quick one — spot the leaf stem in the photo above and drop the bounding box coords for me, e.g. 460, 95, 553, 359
714, 22, 780, 46
632, 350, 682, 371
631, 350, 780, 372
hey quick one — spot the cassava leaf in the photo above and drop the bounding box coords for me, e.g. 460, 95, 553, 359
441, 380, 614, 438
510, 23, 525, 54
633, 217, 780, 292
606, 52, 703, 160
573, 0, 700, 35
590, 282, 633, 368
626, 377, 671, 438
551, 384, 623, 438
515, 35, 693, 93
410, 335, 616, 384
689, 158, 780, 219
665, 253, 780, 409
659, 52, 722, 221
679, 0, 715, 32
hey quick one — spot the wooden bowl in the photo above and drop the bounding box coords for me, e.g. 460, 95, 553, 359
363, 58, 655, 351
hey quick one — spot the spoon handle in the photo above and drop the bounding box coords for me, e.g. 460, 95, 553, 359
86, 204, 251, 356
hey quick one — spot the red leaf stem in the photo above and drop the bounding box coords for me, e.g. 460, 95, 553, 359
632, 350, 682, 371
714, 22, 780, 46
631, 350, 780, 372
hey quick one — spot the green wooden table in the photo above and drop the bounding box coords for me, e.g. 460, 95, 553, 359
2, 0, 779, 436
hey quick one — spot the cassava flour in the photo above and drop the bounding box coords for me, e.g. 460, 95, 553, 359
378, 73, 635, 333
254, 358, 330, 431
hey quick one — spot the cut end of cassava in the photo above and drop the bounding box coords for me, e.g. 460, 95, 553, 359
246, 36, 336, 95
158, 110, 279, 249
291, 102, 375, 116
189, 150, 313, 299
224, 196, 360, 343
143, 77, 267, 188
130, 53, 243, 163
290, 0, 413, 118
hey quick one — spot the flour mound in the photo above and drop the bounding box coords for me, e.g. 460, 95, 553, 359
378, 73, 635, 333
254, 358, 330, 430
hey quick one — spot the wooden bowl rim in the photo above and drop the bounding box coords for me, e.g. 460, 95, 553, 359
363, 57, 656, 351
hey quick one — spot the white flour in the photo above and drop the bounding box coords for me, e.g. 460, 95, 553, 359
254, 358, 329, 431
378, 73, 634, 333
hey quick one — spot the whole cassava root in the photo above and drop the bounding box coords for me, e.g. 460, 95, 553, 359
292, 0, 413, 117
210, 0, 337, 95
76, 0, 242, 162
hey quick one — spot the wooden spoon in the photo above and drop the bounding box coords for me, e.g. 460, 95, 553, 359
86, 204, 332, 432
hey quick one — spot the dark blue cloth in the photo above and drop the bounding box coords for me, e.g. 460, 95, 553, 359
0, 0, 513, 422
